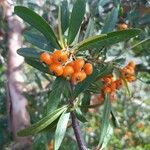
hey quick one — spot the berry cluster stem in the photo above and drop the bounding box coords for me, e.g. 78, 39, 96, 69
70, 83, 87, 150
71, 112, 87, 150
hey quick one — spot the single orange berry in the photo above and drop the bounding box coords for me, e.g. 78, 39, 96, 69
71, 71, 86, 84
73, 58, 85, 72
117, 23, 128, 30
102, 77, 112, 84
84, 63, 93, 75
126, 76, 136, 82
63, 66, 74, 78
66, 61, 74, 67
52, 50, 68, 64
122, 67, 134, 77
40, 52, 53, 65
115, 79, 124, 89
49, 63, 63, 76
103, 87, 112, 94
128, 61, 136, 68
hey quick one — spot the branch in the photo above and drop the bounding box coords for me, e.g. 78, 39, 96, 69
71, 112, 87, 150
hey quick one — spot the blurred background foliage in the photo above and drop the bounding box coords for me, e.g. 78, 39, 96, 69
0, 0, 150, 149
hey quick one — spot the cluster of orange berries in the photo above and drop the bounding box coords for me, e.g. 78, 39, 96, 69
98, 61, 136, 103
40, 50, 93, 84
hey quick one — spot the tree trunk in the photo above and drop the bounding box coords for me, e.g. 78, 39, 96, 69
5, 1, 32, 149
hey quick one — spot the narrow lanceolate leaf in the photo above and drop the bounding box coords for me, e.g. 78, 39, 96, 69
111, 107, 120, 128
55, 112, 70, 150
25, 58, 52, 74
46, 77, 70, 113
84, 19, 95, 39
101, 6, 119, 33
61, 0, 69, 34
98, 93, 111, 148
75, 29, 141, 51
17, 48, 43, 59
14, 6, 60, 50
24, 31, 52, 51
100, 124, 113, 150
17, 106, 67, 136
58, 6, 65, 48
67, 0, 86, 44
75, 108, 88, 123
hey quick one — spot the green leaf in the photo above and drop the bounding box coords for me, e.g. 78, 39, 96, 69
98, 93, 111, 148
75, 29, 141, 51
55, 112, 70, 150
17, 106, 67, 136
24, 31, 52, 51
61, 0, 69, 34
81, 92, 91, 113
46, 77, 69, 113
84, 19, 95, 39
100, 124, 113, 150
25, 58, 52, 74
111, 107, 120, 128
14, 6, 60, 50
67, 0, 86, 44
17, 48, 43, 59
58, 6, 65, 48
75, 108, 88, 123
101, 6, 119, 33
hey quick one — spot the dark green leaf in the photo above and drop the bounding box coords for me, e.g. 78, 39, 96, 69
98, 93, 111, 148
25, 58, 52, 74
101, 6, 119, 33
17, 48, 42, 59
46, 78, 69, 113
24, 31, 52, 50
75, 108, 88, 123
75, 29, 141, 51
81, 92, 91, 113
55, 112, 70, 150
67, 0, 86, 44
61, 0, 69, 34
17, 106, 67, 136
14, 6, 60, 50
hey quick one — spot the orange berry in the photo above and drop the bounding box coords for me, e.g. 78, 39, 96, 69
122, 67, 134, 77
110, 82, 116, 91
52, 50, 68, 64
115, 79, 124, 89
128, 61, 136, 68
71, 71, 86, 84
63, 66, 74, 78
126, 76, 136, 82
49, 64, 63, 76
40, 52, 53, 65
117, 23, 128, 30
66, 61, 74, 67
84, 63, 93, 75
73, 58, 85, 72
102, 77, 112, 84
103, 87, 112, 94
